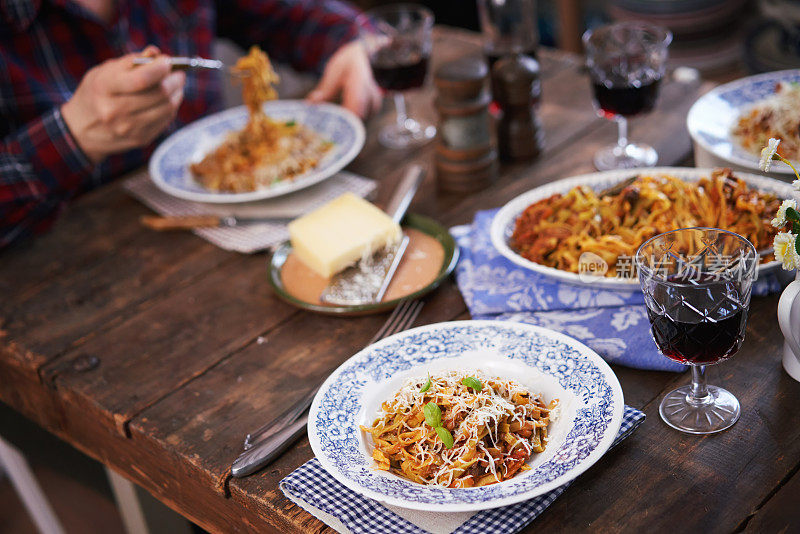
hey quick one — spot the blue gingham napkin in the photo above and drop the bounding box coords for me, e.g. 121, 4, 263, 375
452, 209, 784, 372
281, 405, 645, 534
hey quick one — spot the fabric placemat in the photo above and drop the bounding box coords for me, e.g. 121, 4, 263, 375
280, 405, 645, 534
452, 209, 785, 372
123, 171, 376, 253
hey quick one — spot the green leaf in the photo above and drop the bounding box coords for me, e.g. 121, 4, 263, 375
435, 426, 454, 449
284, 120, 296, 127
423, 402, 441, 428
461, 376, 483, 392
420, 375, 431, 393
786, 207, 800, 222
795, 234, 800, 257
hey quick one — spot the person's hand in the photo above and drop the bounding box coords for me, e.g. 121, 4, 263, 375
307, 40, 382, 119
61, 46, 185, 164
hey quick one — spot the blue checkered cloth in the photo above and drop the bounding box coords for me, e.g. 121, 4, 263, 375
452, 210, 784, 372
280, 405, 645, 534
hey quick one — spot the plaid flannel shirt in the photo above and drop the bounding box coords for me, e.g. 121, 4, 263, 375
0, 0, 361, 248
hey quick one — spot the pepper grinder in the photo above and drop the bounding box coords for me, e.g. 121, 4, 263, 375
433, 56, 498, 193
491, 54, 544, 161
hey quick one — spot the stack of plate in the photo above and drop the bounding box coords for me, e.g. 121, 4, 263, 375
609, 0, 748, 74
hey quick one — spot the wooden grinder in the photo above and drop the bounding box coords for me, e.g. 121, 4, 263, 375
433, 56, 498, 193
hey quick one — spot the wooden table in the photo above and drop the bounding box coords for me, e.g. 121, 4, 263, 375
1, 27, 798, 534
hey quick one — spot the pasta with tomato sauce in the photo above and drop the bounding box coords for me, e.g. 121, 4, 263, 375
360, 371, 557, 488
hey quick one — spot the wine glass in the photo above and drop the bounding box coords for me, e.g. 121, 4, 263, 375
358, 4, 436, 149
583, 21, 672, 170
636, 227, 758, 434
477, 0, 539, 69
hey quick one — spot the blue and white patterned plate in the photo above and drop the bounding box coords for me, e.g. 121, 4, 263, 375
148, 100, 365, 203
687, 69, 800, 175
490, 167, 791, 290
307, 320, 624, 512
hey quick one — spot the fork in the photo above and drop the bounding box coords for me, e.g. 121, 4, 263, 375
131, 56, 250, 77
230, 299, 425, 477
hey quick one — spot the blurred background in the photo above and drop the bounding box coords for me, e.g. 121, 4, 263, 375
354, 0, 800, 79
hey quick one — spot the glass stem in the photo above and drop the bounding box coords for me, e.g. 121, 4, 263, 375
394, 93, 408, 131
616, 116, 628, 149
688, 365, 711, 405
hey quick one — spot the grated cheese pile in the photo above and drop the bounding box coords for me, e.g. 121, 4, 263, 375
363, 370, 557, 488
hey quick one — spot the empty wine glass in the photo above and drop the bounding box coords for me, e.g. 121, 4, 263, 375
358, 4, 436, 149
477, 0, 539, 69
583, 22, 672, 170
636, 227, 758, 434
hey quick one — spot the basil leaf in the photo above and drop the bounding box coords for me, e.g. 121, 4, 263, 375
787, 207, 800, 222
461, 376, 483, 392
420, 375, 431, 393
285, 120, 296, 127
423, 402, 441, 428
795, 233, 800, 257
435, 426, 454, 449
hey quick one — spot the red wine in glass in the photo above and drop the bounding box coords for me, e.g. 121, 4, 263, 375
645, 274, 748, 365
592, 75, 662, 119
370, 44, 429, 92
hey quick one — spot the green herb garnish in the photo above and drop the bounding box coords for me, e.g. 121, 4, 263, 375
284, 120, 296, 127
423, 402, 441, 428
420, 375, 431, 393
461, 376, 483, 392
435, 426, 455, 449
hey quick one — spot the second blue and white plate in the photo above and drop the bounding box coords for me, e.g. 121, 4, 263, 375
149, 100, 365, 203
687, 69, 800, 175
308, 320, 624, 512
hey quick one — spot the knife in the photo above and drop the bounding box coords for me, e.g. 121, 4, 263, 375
140, 214, 291, 230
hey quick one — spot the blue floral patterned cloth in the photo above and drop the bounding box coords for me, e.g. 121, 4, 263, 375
452, 210, 784, 372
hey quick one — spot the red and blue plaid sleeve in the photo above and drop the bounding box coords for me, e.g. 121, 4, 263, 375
0, 107, 95, 248
217, 0, 362, 74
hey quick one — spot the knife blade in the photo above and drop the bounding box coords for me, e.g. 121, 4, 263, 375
140, 214, 292, 230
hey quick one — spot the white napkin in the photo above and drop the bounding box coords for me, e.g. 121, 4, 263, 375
123, 171, 376, 253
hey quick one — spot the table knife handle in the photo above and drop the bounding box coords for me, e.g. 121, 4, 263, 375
231, 414, 309, 477
140, 215, 221, 230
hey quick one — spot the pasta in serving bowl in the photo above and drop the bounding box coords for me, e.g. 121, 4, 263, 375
308, 320, 623, 512
490, 167, 796, 290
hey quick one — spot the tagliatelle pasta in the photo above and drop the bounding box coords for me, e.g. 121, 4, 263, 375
732, 81, 800, 161
360, 371, 557, 488
510, 168, 781, 276
190, 46, 333, 193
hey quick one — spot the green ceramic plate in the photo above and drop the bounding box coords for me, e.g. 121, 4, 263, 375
267, 213, 459, 316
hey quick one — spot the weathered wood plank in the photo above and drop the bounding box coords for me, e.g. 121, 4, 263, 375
741, 464, 800, 533
40, 255, 298, 435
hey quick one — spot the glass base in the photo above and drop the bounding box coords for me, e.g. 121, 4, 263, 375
379, 119, 436, 149
594, 142, 658, 170
659, 384, 740, 434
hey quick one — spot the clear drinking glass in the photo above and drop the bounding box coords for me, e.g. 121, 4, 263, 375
358, 4, 436, 149
636, 227, 758, 434
583, 22, 672, 170
477, 0, 538, 69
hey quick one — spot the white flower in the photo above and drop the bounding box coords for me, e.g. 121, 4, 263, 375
760, 138, 781, 171
772, 199, 797, 227
773, 231, 800, 270
794, 179, 800, 191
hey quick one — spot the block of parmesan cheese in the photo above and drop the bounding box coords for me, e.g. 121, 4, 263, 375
288, 193, 402, 279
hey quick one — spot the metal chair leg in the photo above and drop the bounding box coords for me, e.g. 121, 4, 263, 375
0, 434, 66, 534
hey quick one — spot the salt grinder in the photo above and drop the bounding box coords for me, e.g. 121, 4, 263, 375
433, 56, 498, 193
491, 54, 544, 161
